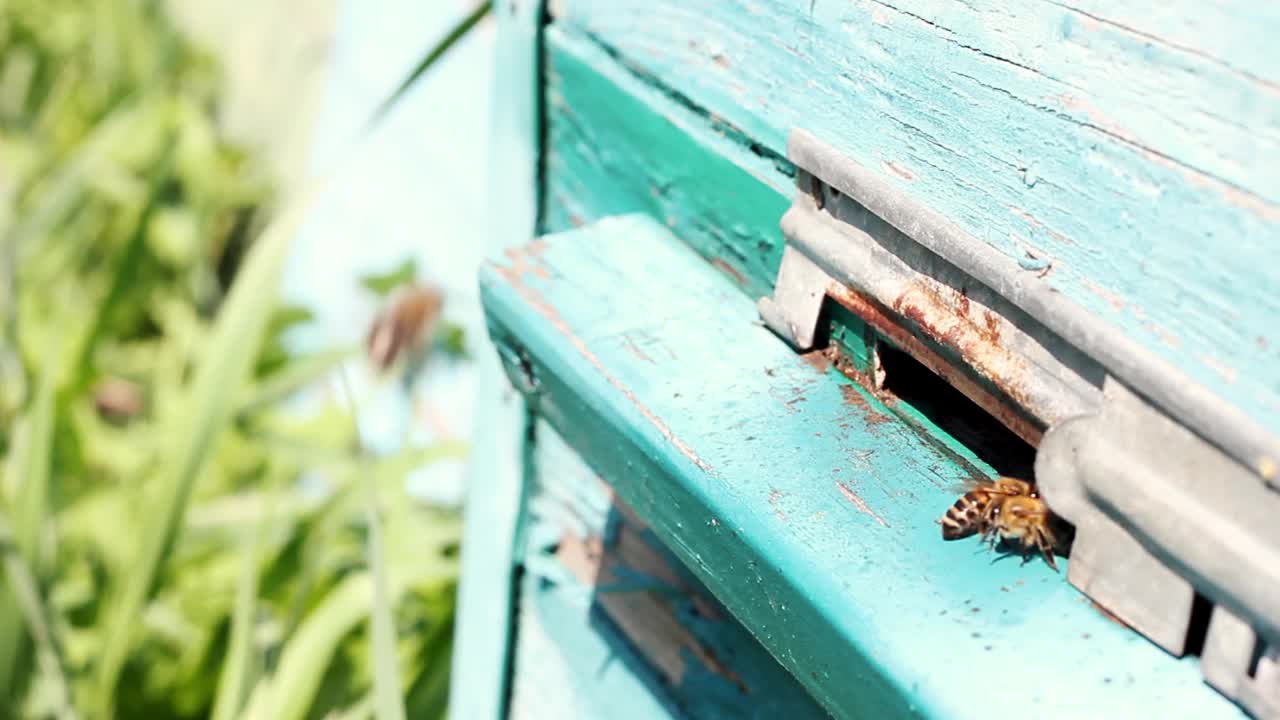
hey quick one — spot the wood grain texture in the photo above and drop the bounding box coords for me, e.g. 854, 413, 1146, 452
480, 214, 1247, 719
541, 26, 792, 300
549, 0, 1280, 437
543, 29, 1030, 476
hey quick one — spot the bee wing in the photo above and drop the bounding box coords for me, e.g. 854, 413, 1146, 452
942, 478, 998, 495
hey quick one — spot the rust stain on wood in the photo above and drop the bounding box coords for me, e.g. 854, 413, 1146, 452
1089, 599, 1131, 629
835, 482, 890, 528
827, 283, 1044, 447
709, 257, 748, 286
769, 488, 788, 521
837, 383, 890, 426
801, 348, 833, 372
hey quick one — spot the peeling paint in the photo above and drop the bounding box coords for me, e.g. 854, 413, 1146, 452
827, 283, 1044, 446
769, 488, 789, 521
1080, 278, 1126, 312
710, 257, 749, 286
1202, 354, 1240, 384
620, 332, 657, 364
496, 243, 719, 475
835, 481, 890, 528
882, 160, 915, 180
837, 383, 890, 426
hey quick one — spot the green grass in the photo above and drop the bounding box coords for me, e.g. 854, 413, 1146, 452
0, 1, 488, 718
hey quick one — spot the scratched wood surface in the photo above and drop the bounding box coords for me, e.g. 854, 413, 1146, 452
548, 0, 1280, 439
542, 26, 789, 297
479, 214, 1246, 719
509, 419, 830, 718
542, 29, 1025, 480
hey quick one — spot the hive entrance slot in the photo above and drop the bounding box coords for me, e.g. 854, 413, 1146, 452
876, 343, 1036, 480
1184, 592, 1215, 657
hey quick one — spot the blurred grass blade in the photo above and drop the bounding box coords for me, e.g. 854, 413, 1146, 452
333, 694, 376, 720
242, 573, 374, 720
366, 464, 406, 720
0, 334, 60, 697
5, 101, 141, 258
0, 511, 78, 720
209, 472, 280, 720
235, 346, 356, 414
74, 133, 176, 385
336, 368, 406, 720
403, 589, 456, 720
366, 2, 491, 129
92, 195, 303, 716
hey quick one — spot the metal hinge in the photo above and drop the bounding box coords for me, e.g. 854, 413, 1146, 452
759, 128, 1280, 719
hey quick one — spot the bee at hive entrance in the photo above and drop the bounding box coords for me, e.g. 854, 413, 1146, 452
939, 477, 1064, 571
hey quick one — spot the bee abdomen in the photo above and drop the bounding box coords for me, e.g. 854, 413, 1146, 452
940, 492, 987, 540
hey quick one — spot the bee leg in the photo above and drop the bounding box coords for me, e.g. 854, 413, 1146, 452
1033, 528, 1059, 572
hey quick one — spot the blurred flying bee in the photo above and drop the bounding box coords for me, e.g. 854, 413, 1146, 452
940, 476, 1061, 571
365, 284, 443, 373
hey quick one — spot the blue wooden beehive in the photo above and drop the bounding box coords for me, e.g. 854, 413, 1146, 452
451, 2, 1280, 718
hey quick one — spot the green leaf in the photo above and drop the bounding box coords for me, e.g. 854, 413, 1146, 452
0, 508, 78, 720
0, 333, 61, 697
241, 572, 374, 720
366, 2, 492, 129
358, 258, 417, 298
236, 346, 355, 415
209, 472, 279, 720
91, 187, 300, 715
433, 322, 468, 359
365, 464, 406, 720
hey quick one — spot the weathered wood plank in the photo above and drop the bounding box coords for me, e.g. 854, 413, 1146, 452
543, 28, 1044, 475
508, 574, 680, 720
541, 27, 792, 300
449, 2, 541, 718
510, 419, 831, 718
549, 1, 1280, 436
480, 214, 1247, 719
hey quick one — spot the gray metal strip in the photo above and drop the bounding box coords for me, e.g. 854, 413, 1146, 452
789, 129, 1280, 487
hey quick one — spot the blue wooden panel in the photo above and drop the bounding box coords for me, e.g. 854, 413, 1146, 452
479, 214, 1246, 719
509, 418, 830, 718
548, 1, 1280, 442
509, 575, 682, 720
449, 1, 543, 718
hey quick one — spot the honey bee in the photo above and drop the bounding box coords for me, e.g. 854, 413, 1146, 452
940, 477, 1061, 571
365, 284, 443, 373
939, 477, 1034, 540
981, 492, 1061, 571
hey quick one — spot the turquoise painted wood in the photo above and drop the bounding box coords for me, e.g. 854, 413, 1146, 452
548, 0, 1280, 444
509, 419, 829, 718
449, 1, 542, 718
540, 25, 789, 301
479, 213, 1246, 720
